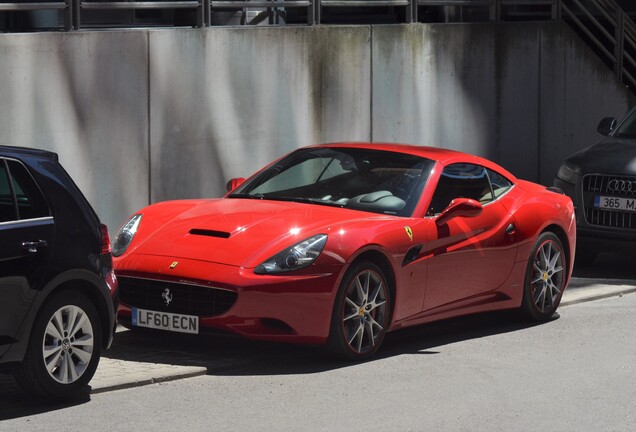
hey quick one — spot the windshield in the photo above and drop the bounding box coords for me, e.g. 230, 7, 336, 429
228, 147, 435, 217
615, 109, 636, 138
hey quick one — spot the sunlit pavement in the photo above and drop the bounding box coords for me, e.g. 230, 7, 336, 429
1, 251, 635, 398
80, 255, 636, 395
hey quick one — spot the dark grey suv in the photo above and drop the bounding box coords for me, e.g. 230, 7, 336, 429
0, 146, 117, 398
554, 107, 636, 264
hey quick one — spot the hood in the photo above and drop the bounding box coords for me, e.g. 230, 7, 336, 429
129, 198, 383, 267
566, 137, 636, 175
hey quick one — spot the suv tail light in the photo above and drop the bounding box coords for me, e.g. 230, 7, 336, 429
100, 224, 112, 255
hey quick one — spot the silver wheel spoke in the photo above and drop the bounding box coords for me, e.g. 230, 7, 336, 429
45, 321, 64, 341
69, 313, 88, 339
46, 350, 63, 373
43, 344, 63, 358
73, 346, 93, 364
68, 356, 79, 382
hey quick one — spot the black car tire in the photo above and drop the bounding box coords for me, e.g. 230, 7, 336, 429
14, 290, 102, 399
520, 232, 566, 321
328, 261, 390, 360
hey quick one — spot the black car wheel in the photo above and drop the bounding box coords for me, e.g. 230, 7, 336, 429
328, 261, 390, 360
14, 290, 102, 399
521, 232, 566, 321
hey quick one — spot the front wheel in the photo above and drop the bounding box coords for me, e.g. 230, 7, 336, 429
328, 261, 390, 360
14, 290, 102, 399
521, 232, 566, 321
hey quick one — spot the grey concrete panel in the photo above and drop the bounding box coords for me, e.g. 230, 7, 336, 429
1, 21, 634, 230
372, 24, 498, 159
149, 27, 371, 203
494, 24, 541, 181
0, 32, 149, 231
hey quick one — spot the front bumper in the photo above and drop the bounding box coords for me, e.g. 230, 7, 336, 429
554, 176, 636, 252
115, 254, 343, 345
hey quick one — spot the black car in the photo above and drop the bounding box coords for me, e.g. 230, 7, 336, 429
0, 146, 117, 398
554, 107, 636, 264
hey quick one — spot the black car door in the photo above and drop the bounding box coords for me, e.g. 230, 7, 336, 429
0, 158, 54, 356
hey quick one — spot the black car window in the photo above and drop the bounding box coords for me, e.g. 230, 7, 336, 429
0, 160, 18, 222
428, 163, 491, 215
485, 168, 513, 200
7, 160, 50, 220
615, 110, 636, 137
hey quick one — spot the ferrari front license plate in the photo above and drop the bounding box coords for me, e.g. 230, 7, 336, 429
132, 307, 199, 334
594, 196, 636, 212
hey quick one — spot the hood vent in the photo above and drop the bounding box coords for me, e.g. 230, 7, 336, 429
189, 229, 231, 239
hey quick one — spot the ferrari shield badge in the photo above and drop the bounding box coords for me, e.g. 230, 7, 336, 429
404, 226, 413, 241
170, 261, 179, 269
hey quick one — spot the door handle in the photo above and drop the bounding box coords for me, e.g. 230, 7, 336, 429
22, 240, 48, 254
505, 223, 516, 235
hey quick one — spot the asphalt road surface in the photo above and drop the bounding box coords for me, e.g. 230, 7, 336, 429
1, 291, 636, 431
1, 251, 636, 431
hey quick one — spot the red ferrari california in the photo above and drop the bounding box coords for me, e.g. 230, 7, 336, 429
113, 143, 575, 359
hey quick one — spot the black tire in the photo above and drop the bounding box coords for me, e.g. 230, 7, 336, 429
14, 290, 102, 399
520, 232, 567, 321
328, 261, 390, 360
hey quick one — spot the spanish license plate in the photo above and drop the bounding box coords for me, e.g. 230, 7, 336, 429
594, 195, 636, 212
132, 307, 199, 334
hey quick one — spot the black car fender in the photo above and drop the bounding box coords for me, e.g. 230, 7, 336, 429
3, 268, 116, 364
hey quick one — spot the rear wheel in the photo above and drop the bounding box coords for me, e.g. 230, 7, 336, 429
521, 232, 566, 321
328, 261, 390, 360
14, 290, 102, 399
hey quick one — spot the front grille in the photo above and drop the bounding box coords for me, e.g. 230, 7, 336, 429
118, 276, 237, 317
582, 174, 636, 229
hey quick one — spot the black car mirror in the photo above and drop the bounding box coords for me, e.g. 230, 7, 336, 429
597, 117, 617, 136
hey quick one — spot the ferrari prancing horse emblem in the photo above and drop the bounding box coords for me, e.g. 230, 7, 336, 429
170, 261, 179, 269
404, 226, 413, 241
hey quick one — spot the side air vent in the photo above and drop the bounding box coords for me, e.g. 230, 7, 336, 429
189, 229, 231, 239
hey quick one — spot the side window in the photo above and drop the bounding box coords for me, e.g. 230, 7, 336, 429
428, 163, 491, 215
486, 168, 513, 200
7, 160, 49, 220
0, 160, 17, 223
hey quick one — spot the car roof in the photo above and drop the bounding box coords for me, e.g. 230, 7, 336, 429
0, 145, 58, 162
310, 142, 517, 181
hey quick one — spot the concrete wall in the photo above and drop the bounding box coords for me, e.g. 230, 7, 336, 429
0, 22, 632, 231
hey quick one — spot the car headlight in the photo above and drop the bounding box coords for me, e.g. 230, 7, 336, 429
112, 214, 142, 257
255, 234, 328, 274
556, 164, 577, 184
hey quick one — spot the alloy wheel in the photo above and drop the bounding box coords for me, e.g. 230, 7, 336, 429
42, 305, 95, 384
341, 269, 388, 355
530, 239, 565, 313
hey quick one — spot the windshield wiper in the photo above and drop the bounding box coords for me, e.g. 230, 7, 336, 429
269, 197, 346, 208
227, 193, 265, 199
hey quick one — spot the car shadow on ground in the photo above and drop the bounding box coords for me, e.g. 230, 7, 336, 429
572, 251, 636, 280
0, 376, 91, 420
100, 309, 547, 377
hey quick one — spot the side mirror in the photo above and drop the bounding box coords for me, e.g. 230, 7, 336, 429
597, 117, 617, 136
226, 177, 246, 192
436, 198, 483, 226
